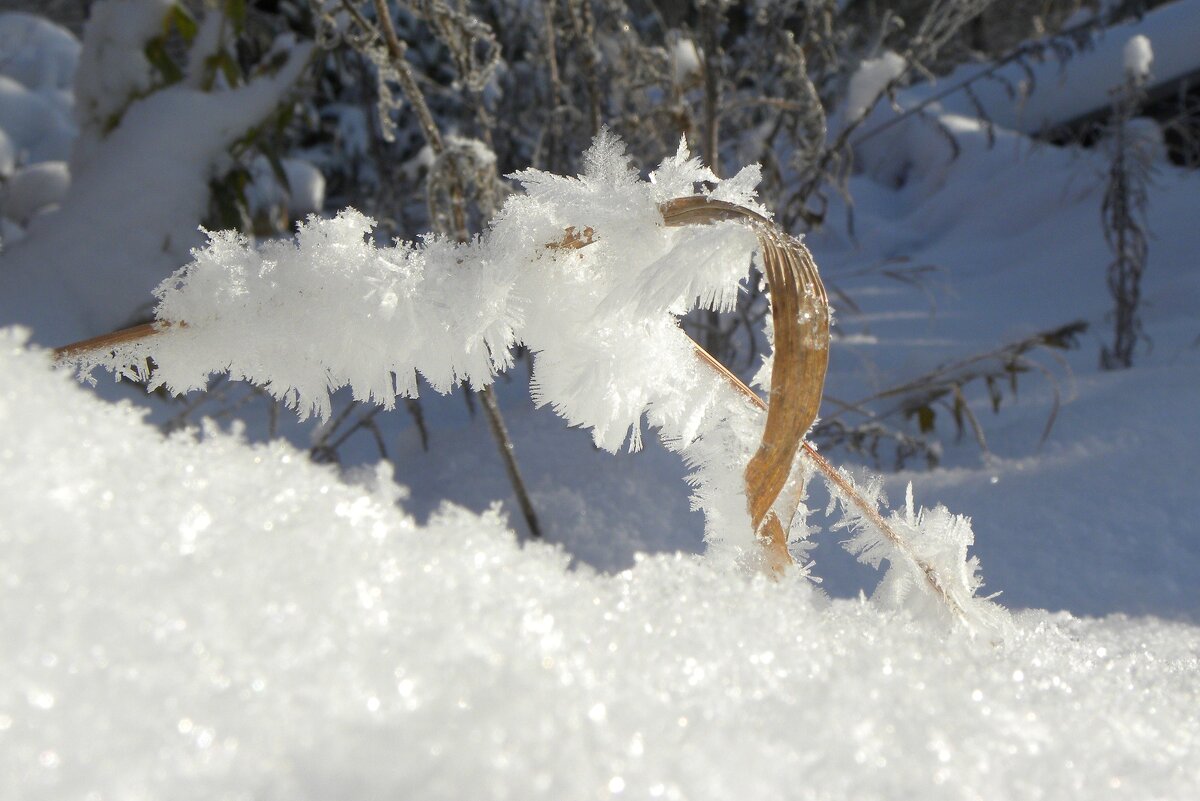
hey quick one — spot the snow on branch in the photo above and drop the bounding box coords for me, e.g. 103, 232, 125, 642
67, 133, 751, 421
61, 131, 1006, 630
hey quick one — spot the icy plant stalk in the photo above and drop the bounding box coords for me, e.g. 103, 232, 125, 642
66, 133, 1005, 629
826, 470, 1008, 630
1101, 35, 1155, 370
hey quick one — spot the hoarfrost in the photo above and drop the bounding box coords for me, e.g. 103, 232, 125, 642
70, 132, 1005, 609
70, 134, 772, 557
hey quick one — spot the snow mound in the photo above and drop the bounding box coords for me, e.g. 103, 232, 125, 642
895, 1, 1199, 134
3, 330, 1199, 799
1, 160, 69, 224
0, 73, 75, 165
0, 12, 79, 93
0, 13, 78, 168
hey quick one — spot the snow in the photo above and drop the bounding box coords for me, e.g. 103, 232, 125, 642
1122, 34, 1153, 82
1, 160, 69, 225
183, 9, 227, 91
0, 124, 14, 176
0, 36, 313, 345
3, 329, 1200, 800
891, 0, 1200, 133
842, 51, 906, 125
801, 72, 1200, 623
0, 74, 75, 164
280, 158, 326, 216
0, 13, 79, 237
246, 155, 327, 219
670, 35, 701, 84
0, 12, 79, 93
887, 362, 1200, 620
71, 0, 173, 161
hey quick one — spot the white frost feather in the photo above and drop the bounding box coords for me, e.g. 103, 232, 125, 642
72, 131, 1003, 607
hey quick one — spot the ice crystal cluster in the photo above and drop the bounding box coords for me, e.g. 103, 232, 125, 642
72, 132, 1012, 622
76, 134, 772, 559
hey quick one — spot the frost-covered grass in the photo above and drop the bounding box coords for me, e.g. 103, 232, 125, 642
66, 131, 1012, 628
2, 3, 1200, 797
3, 331, 1199, 799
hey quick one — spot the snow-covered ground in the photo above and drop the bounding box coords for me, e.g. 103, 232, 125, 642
896, 0, 1200, 135
4, 330, 1199, 799
1, 4, 1199, 798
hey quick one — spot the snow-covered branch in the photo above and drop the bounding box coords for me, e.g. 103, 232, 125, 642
60, 132, 1005, 630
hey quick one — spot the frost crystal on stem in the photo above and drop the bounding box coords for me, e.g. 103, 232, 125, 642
64, 132, 1006, 630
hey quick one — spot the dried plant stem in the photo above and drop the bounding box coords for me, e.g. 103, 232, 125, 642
660, 196, 830, 576
567, 0, 601, 136
54, 321, 167, 361
689, 340, 967, 621
659, 197, 968, 619
365, 0, 438, 151
698, 3, 723, 357
699, 2, 722, 178
478, 385, 542, 539
541, 0, 564, 171
1101, 76, 1150, 370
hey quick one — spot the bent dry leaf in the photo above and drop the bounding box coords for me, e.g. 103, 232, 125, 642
659, 198, 973, 623
659, 197, 830, 576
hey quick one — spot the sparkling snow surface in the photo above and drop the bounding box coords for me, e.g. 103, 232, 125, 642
2, 332, 1199, 799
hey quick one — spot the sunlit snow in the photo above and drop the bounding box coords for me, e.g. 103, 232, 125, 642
2, 331, 1198, 799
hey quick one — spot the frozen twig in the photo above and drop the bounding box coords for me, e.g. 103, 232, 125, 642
53, 193, 975, 623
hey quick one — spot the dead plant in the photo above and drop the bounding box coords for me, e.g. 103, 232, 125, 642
55, 194, 977, 624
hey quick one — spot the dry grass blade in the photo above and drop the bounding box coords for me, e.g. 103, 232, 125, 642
690, 341, 969, 620
660, 198, 970, 621
659, 197, 830, 574
53, 322, 173, 362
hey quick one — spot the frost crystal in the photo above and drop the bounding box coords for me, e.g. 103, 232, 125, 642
70, 132, 1006, 614
72, 133, 771, 558
830, 476, 1007, 630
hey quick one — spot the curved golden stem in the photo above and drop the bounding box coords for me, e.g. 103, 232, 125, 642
660, 197, 830, 575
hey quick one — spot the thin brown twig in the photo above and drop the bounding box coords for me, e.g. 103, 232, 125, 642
53, 321, 168, 361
